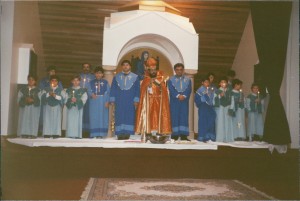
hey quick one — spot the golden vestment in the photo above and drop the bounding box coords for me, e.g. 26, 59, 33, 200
135, 71, 172, 135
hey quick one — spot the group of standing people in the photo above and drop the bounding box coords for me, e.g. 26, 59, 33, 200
195, 71, 265, 142
17, 57, 264, 143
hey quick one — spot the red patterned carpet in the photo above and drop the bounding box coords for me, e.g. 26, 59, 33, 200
81, 178, 274, 200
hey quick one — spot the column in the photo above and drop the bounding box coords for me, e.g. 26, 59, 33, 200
185, 69, 197, 140
103, 65, 117, 138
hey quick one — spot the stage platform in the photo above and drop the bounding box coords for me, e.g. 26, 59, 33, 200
7, 136, 270, 150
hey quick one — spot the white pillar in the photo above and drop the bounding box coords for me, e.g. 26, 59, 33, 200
185, 69, 197, 140
103, 65, 117, 137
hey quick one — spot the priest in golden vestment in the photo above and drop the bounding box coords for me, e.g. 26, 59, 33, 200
135, 58, 172, 136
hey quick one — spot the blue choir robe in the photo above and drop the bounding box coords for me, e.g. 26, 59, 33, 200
41, 86, 66, 136
214, 87, 234, 142
65, 87, 87, 138
246, 93, 264, 138
230, 90, 246, 139
38, 77, 63, 132
80, 73, 95, 132
195, 86, 216, 141
88, 79, 110, 137
168, 75, 191, 136
17, 86, 42, 137
109, 72, 140, 135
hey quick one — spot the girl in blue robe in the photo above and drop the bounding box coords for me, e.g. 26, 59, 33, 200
65, 75, 88, 138
41, 75, 66, 138
88, 66, 110, 138
229, 79, 246, 140
17, 75, 42, 138
246, 83, 264, 141
214, 77, 234, 142
195, 77, 216, 142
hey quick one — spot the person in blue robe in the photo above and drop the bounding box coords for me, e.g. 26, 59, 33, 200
246, 83, 264, 141
136, 51, 149, 80
207, 72, 218, 90
214, 76, 234, 142
195, 77, 216, 142
65, 75, 88, 138
229, 79, 246, 140
38, 65, 63, 135
41, 75, 66, 138
110, 60, 140, 140
39, 65, 63, 89
17, 75, 42, 138
80, 63, 95, 134
87, 66, 110, 138
167, 63, 191, 141
226, 70, 236, 90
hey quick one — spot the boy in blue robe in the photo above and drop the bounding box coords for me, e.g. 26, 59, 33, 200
110, 60, 140, 140
214, 76, 234, 142
80, 63, 95, 134
167, 63, 191, 141
88, 66, 110, 138
229, 79, 246, 140
195, 77, 216, 142
41, 75, 65, 138
65, 75, 88, 138
246, 83, 264, 141
17, 75, 42, 138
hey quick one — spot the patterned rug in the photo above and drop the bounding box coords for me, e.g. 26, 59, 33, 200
80, 178, 275, 200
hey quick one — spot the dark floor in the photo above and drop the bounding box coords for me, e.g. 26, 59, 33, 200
1, 136, 299, 200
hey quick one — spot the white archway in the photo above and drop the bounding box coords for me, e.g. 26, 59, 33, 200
117, 34, 183, 67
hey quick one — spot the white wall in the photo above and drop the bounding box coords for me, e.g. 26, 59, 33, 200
232, 13, 258, 96
1, 1, 15, 135
280, 0, 299, 149
1, 1, 45, 135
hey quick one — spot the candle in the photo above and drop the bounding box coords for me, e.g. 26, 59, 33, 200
206, 87, 209, 94
95, 85, 98, 96
29, 88, 31, 96
257, 91, 260, 99
72, 90, 75, 97
83, 78, 86, 88
239, 89, 243, 101
51, 83, 54, 92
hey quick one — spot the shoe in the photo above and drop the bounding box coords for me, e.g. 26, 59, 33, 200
52, 135, 60, 139
117, 134, 125, 140
180, 135, 191, 141
171, 135, 179, 140
44, 135, 51, 138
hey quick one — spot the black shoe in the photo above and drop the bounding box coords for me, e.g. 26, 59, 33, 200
171, 135, 179, 140
44, 135, 51, 138
117, 134, 130, 140
52, 135, 60, 139
180, 135, 191, 141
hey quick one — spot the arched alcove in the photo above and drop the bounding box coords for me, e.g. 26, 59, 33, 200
117, 47, 173, 77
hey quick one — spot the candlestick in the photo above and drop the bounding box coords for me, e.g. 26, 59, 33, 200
239, 89, 243, 102
83, 78, 86, 88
